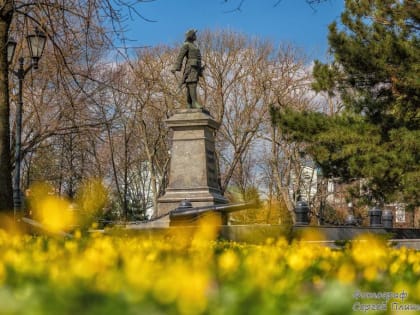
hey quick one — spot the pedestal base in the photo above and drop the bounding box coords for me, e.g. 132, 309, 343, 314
157, 108, 228, 217
158, 187, 228, 215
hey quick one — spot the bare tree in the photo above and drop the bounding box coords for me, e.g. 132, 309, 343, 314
90, 47, 172, 220
9, 23, 324, 225
262, 44, 314, 209
0, 0, 152, 213
200, 30, 274, 194
14, 53, 107, 189
200, 31, 317, 213
128, 46, 173, 217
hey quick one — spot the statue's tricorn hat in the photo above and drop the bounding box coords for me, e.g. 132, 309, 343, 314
185, 29, 197, 40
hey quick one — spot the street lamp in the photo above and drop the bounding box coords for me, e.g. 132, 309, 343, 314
8, 27, 47, 216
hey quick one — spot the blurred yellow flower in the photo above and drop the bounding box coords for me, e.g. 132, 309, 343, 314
413, 262, 420, 275
336, 263, 356, 284
298, 228, 326, 242
34, 196, 75, 232
363, 266, 377, 281
319, 260, 332, 272
0, 222, 419, 314
351, 234, 388, 269
28, 182, 74, 233
287, 252, 308, 272
177, 271, 209, 315
390, 261, 401, 275
0, 262, 5, 283
193, 213, 221, 244
218, 250, 239, 275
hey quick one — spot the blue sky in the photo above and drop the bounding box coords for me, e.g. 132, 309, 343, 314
121, 0, 344, 61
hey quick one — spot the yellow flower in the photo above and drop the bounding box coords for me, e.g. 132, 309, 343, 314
32, 195, 74, 233
74, 229, 82, 239
193, 213, 221, 243
413, 263, 420, 275
286, 243, 325, 272
218, 250, 239, 275
337, 263, 356, 284
276, 237, 289, 249
363, 266, 378, 281
408, 251, 419, 265
319, 260, 332, 272
0, 262, 5, 284
177, 271, 209, 315
390, 261, 401, 275
287, 252, 308, 271
124, 256, 153, 293
297, 228, 326, 242
351, 234, 387, 269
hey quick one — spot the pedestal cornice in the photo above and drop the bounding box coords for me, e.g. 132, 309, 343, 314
166, 108, 220, 130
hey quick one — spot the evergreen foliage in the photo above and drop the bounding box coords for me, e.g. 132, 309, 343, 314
272, 0, 419, 206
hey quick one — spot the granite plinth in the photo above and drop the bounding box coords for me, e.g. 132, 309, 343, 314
157, 108, 228, 216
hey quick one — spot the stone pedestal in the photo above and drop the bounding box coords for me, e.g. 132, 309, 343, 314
157, 108, 228, 216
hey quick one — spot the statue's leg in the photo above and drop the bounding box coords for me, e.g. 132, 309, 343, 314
188, 83, 201, 108
186, 84, 193, 108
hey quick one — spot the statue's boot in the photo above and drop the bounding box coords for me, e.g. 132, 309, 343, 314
192, 101, 202, 109
187, 84, 202, 109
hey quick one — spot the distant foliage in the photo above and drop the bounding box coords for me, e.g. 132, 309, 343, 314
272, 0, 420, 206
74, 178, 109, 229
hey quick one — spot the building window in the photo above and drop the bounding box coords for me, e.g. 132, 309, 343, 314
395, 206, 405, 223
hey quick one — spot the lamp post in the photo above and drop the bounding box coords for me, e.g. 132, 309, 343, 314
7, 27, 47, 217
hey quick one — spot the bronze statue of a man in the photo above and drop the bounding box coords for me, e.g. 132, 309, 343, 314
171, 29, 203, 109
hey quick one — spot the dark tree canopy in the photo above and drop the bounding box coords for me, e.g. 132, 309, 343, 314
272, 0, 420, 207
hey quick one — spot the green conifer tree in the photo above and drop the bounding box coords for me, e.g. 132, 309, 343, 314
272, 0, 419, 206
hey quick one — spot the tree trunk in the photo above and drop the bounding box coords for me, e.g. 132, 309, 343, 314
0, 5, 14, 214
